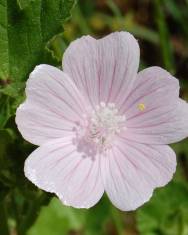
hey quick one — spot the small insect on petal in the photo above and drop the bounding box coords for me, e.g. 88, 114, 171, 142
138, 103, 146, 111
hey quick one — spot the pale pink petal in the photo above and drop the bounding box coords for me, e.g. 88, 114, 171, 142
16, 64, 89, 145
120, 66, 179, 115
63, 32, 139, 108
24, 137, 104, 208
120, 67, 188, 144
101, 139, 176, 211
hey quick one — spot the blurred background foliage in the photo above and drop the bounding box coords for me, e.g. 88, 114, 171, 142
0, 0, 188, 234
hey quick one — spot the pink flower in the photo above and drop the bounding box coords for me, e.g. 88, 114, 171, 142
16, 32, 188, 211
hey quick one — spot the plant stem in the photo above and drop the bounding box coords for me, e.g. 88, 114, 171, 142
111, 205, 124, 235
107, 0, 122, 18
73, 4, 92, 35
154, 0, 175, 74
0, 200, 9, 235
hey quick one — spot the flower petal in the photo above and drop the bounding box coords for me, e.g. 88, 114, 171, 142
63, 32, 139, 108
120, 67, 188, 144
101, 140, 176, 211
25, 137, 104, 208
16, 64, 89, 145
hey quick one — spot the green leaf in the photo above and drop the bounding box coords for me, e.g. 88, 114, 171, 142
46, 33, 68, 62
28, 196, 111, 235
0, 0, 76, 81
0, 81, 24, 98
0, 91, 24, 128
137, 182, 188, 235
28, 197, 85, 235
172, 139, 188, 157
84, 196, 110, 235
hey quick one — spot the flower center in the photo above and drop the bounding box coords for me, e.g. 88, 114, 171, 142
87, 102, 126, 149
72, 102, 126, 157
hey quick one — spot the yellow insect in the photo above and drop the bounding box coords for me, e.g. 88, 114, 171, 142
138, 103, 145, 111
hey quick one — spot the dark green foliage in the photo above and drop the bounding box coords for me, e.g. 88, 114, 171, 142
0, 1, 76, 234
0, 0, 75, 81
0, 0, 188, 235
137, 182, 188, 235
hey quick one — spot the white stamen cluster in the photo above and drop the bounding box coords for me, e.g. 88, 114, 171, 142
72, 102, 126, 154
88, 102, 126, 148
